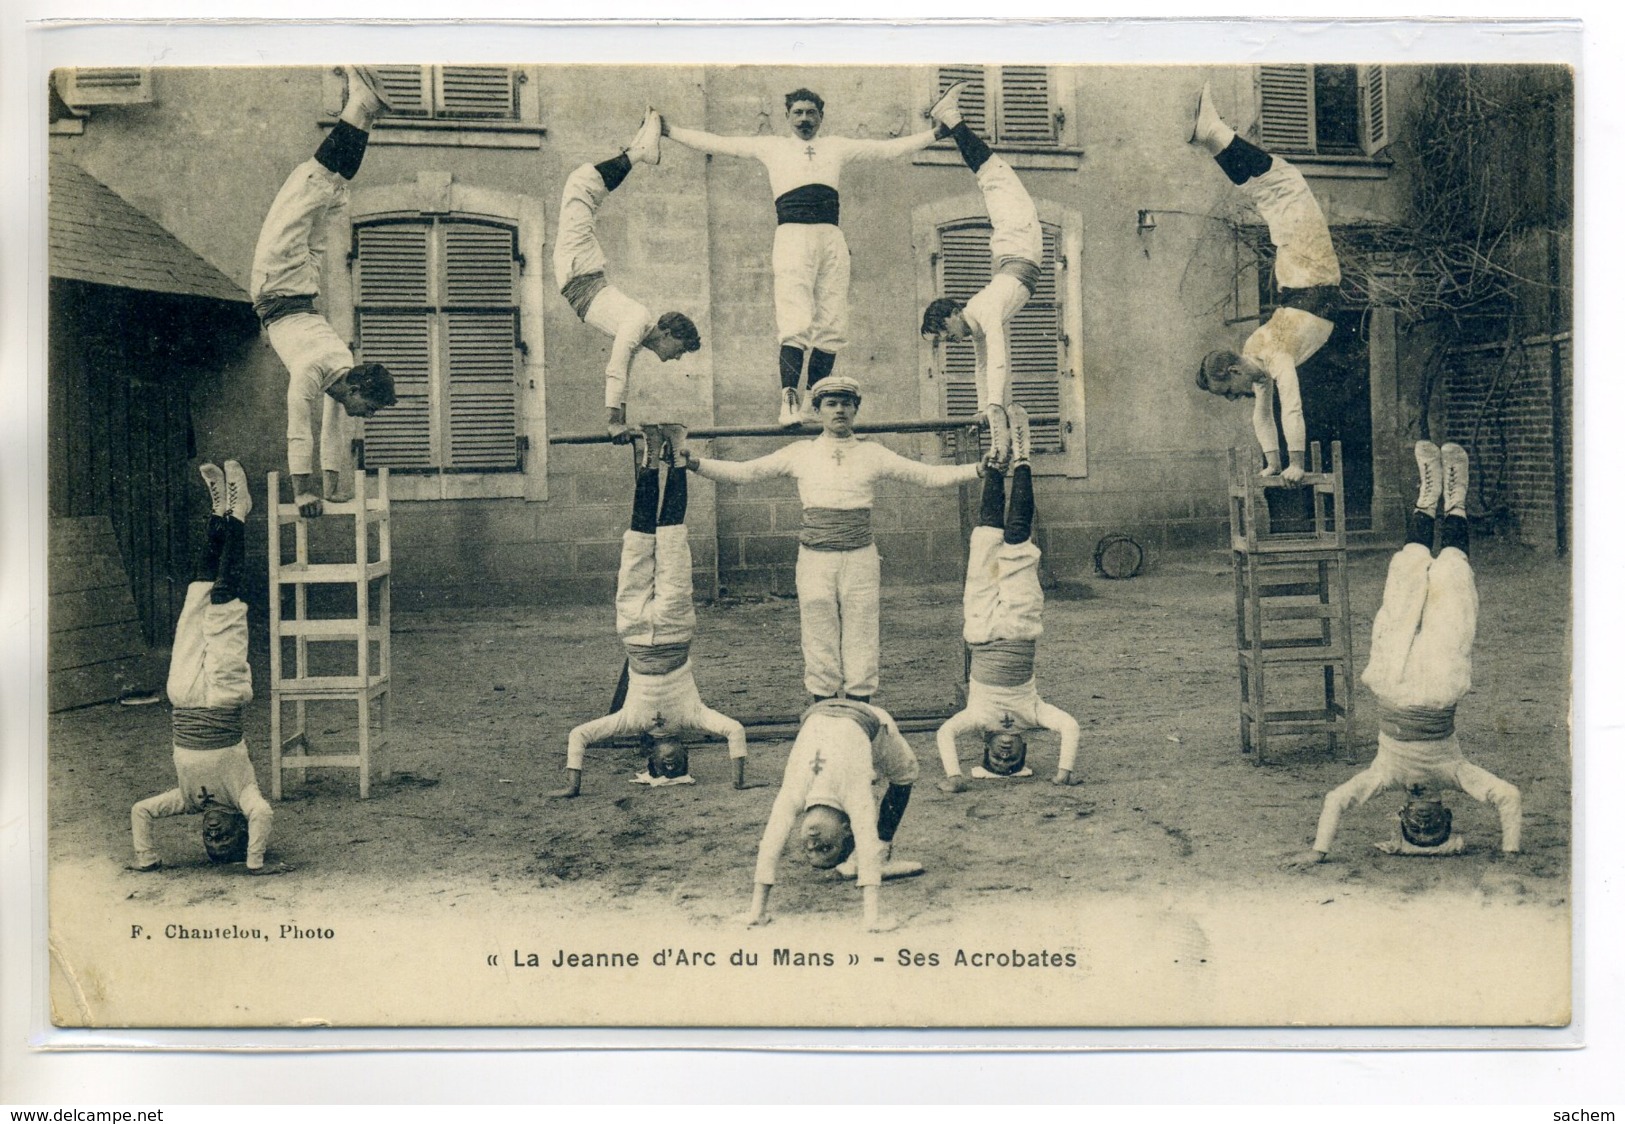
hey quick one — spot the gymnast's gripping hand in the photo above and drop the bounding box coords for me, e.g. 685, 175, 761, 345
607, 421, 635, 445
675, 447, 700, 472
1282, 849, 1326, 869
937, 775, 970, 794
1280, 462, 1306, 485
1051, 768, 1076, 787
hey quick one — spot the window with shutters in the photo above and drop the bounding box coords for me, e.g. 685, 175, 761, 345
352, 217, 523, 473
1258, 64, 1392, 160
318, 65, 544, 150
918, 199, 1087, 478
914, 66, 1081, 170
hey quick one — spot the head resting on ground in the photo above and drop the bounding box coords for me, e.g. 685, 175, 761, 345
799, 804, 855, 869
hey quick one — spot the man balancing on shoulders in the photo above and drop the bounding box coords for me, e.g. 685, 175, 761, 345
745, 698, 924, 932
661, 88, 940, 425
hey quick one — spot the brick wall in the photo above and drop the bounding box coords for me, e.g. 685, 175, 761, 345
1439, 334, 1572, 551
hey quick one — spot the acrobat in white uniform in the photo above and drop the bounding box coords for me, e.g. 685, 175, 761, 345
919, 89, 1046, 416
746, 699, 921, 931
1296, 443, 1521, 863
130, 464, 281, 873
936, 449, 1080, 789
558, 464, 746, 796
1190, 83, 1343, 483
553, 113, 701, 443
250, 67, 398, 514
687, 377, 981, 701
664, 89, 938, 413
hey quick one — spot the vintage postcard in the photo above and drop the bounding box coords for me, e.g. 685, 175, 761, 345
39, 48, 1573, 1029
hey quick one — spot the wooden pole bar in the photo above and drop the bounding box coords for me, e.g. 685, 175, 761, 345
547, 415, 1062, 445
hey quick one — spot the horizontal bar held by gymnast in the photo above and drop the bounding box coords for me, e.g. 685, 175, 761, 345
548, 415, 1062, 445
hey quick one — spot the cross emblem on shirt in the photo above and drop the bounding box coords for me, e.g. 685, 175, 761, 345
831, 446, 846, 466
805, 144, 817, 161
650, 711, 666, 732
999, 713, 1017, 730
196, 785, 215, 805
810, 748, 826, 775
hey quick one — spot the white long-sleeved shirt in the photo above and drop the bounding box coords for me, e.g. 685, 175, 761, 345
936, 680, 1080, 777
586, 286, 658, 412
665, 127, 938, 205
1242, 310, 1319, 457
754, 703, 919, 889
695, 433, 980, 509
565, 662, 746, 770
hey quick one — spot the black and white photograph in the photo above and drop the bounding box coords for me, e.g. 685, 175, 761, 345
30, 42, 1576, 1030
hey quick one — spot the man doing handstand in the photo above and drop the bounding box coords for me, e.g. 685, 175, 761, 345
251, 65, 398, 517
553, 456, 747, 797
554, 109, 702, 446
1189, 81, 1343, 486
935, 406, 1080, 790
918, 81, 1046, 468
1287, 441, 1522, 865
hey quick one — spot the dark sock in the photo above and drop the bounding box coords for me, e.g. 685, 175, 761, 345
977, 468, 1006, 529
657, 465, 688, 527
314, 121, 370, 181
807, 349, 836, 388
1406, 509, 1436, 550
595, 152, 632, 193
197, 514, 227, 582
630, 467, 660, 534
211, 518, 245, 605
1440, 514, 1470, 557
845, 694, 870, 704
1005, 465, 1034, 545
877, 783, 912, 843
779, 345, 807, 390
812, 694, 834, 704
1213, 135, 1274, 186
949, 121, 992, 173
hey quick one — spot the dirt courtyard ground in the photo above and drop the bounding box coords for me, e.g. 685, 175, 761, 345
46, 535, 1572, 1026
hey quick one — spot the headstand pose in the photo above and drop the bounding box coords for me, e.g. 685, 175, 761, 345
661, 88, 940, 426
683, 376, 983, 704
1287, 442, 1522, 865
745, 699, 923, 932
553, 460, 747, 797
250, 65, 398, 517
917, 81, 1046, 468
935, 406, 1080, 791
554, 110, 702, 447
1189, 81, 1343, 486
129, 462, 288, 875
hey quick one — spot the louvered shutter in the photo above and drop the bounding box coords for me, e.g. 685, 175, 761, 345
1358, 64, 1391, 156
997, 66, 1055, 145
442, 223, 519, 469
937, 65, 989, 138
436, 66, 518, 120
58, 68, 152, 106
355, 223, 434, 468
372, 66, 432, 117
938, 222, 1064, 454
1259, 64, 1314, 152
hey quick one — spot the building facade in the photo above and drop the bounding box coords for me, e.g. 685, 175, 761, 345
47, 62, 1573, 617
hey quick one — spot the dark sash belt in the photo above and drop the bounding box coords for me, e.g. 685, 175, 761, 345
561, 271, 609, 321
800, 507, 873, 552
1278, 284, 1340, 322
775, 184, 840, 226
802, 698, 881, 741
254, 293, 318, 328
1379, 704, 1457, 742
172, 707, 245, 750
995, 256, 1043, 297
625, 641, 691, 677
970, 639, 1038, 687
